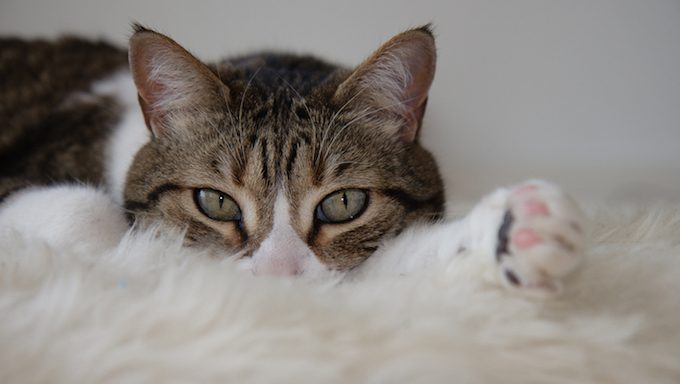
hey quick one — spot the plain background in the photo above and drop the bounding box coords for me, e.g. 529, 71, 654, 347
1, 0, 679, 203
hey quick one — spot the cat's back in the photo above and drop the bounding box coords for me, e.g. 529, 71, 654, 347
0, 37, 127, 196
0, 36, 127, 134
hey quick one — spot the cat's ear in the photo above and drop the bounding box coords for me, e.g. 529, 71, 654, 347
128, 25, 230, 138
333, 25, 436, 143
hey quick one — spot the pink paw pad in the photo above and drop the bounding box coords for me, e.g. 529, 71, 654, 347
522, 199, 550, 216
514, 184, 539, 196
512, 228, 541, 249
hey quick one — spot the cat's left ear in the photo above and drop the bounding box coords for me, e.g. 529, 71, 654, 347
333, 25, 436, 143
128, 25, 230, 139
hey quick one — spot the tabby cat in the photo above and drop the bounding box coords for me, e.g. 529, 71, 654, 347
0, 25, 585, 293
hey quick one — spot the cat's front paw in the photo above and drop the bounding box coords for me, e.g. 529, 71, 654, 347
495, 181, 585, 296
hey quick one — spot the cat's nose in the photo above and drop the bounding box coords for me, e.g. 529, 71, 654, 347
253, 252, 303, 276
250, 228, 314, 277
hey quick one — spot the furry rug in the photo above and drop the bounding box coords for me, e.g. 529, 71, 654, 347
1, 204, 679, 383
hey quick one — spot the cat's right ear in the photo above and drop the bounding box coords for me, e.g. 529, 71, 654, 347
333, 25, 436, 143
128, 25, 230, 139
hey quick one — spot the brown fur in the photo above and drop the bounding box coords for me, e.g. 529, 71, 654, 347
0, 37, 127, 200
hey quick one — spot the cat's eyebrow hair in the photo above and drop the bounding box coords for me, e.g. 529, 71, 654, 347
381, 188, 444, 216
312, 157, 326, 186
210, 159, 223, 176
332, 162, 352, 178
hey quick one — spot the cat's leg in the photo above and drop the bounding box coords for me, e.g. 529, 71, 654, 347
353, 180, 585, 296
0, 185, 128, 253
457, 180, 586, 295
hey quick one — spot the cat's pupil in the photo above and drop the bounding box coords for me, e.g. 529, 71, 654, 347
316, 189, 368, 224
195, 189, 241, 222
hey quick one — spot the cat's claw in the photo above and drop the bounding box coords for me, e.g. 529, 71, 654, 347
495, 181, 585, 296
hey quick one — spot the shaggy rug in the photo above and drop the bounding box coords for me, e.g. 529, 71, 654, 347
1, 204, 679, 383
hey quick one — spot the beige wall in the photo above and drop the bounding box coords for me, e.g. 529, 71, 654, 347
2, 0, 679, 203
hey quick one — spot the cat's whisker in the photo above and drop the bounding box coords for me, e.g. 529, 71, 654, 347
322, 92, 425, 158
324, 96, 404, 161
238, 66, 263, 137
326, 86, 370, 131
213, 64, 233, 116
231, 67, 263, 174
318, 87, 369, 166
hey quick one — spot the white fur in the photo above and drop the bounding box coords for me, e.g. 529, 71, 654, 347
0, 204, 678, 382
0, 185, 128, 254
93, 71, 150, 204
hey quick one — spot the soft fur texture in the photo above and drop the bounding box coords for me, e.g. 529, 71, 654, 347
1, 203, 679, 383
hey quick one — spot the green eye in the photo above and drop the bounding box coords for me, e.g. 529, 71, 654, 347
316, 189, 368, 223
194, 188, 241, 222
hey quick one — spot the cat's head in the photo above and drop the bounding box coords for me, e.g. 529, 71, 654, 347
124, 25, 444, 276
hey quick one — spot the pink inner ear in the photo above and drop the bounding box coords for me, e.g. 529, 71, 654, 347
334, 27, 436, 143
128, 30, 229, 138
401, 96, 428, 142
129, 33, 174, 137
398, 39, 436, 142
129, 34, 163, 107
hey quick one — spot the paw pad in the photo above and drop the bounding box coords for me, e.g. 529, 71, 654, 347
512, 228, 541, 249
495, 181, 585, 294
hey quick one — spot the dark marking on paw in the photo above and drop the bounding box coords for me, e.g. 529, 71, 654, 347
504, 269, 521, 286
456, 245, 467, 255
554, 234, 576, 252
496, 210, 514, 262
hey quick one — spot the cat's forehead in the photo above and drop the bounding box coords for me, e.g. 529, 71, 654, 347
221, 53, 341, 93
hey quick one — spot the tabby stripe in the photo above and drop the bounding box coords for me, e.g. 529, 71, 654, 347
381, 188, 444, 218
186, 217, 219, 238
189, 216, 248, 245
333, 162, 351, 178
285, 142, 299, 179
312, 158, 325, 186
230, 159, 244, 185
210, 159, 222, 177
260, 137, 269, 180
124, 183, 183, 213
307, 221, 321, 245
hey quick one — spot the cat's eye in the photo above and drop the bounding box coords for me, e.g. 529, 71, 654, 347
316, 189, 368, 224
194, 188, 241, 222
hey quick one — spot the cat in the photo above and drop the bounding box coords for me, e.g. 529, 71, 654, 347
0, 25, 585, 295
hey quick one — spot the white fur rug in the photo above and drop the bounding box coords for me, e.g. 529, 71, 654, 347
1, 204, 679, 383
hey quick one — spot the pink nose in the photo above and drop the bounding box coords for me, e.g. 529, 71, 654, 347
253, 252, 303, 276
